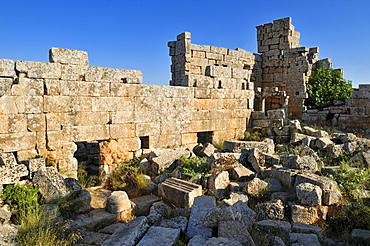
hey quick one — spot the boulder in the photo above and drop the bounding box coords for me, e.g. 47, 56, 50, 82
243, 177, 268, 196
136, 226, 180, 246
198, 143, 217, 158
159, 216, 188, 233
255, 199, 285, 220
208, 153, 241, 170
187, 196, 215, 239
208, 171, 230, 198
231, 201, 256, 228
218, 220, 256, 246
251, 220, 291, 246
203, 206, 235, 228
0, 152, 28, 185
32, 167, 78, 203
229, 165, 255, 181
296, 183, 322, 206
289, 233, 320, 246
291, 204, 319, 224
283, 155, 318, 173
87, 187, 112, 209
101, 216, 149, 246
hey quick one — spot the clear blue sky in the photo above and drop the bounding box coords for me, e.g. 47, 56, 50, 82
1, 0, 369, 87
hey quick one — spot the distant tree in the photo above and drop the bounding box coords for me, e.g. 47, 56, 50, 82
305, 67, 353, 109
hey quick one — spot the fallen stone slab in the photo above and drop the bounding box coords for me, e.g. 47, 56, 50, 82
188, 235, 210, 246
255, 199, 285, 220
101, 216, 149, 246
231, 201, 256, 228
291, 222, 323, 240
251, 220, 291, 246
67, 208, 117, 231
223, 139, 274, 154
208, 153, 241, 170
146, 148, 191, 173
290, 204, 319, 224
158, 178, 202, 208
351, 229, 370, 245
0, 152, 28, 185
221, 192, 249, 207
203, 206, 235, 228
199, 143, 217, 158
296, 182, 322, 206
243, 177, 268, 196
187, 196, 216, 239
136, 226, 180, 246
218, 220, 256, 246
204, 237, 243, 246
159, 216, 188, 233
87, 187, 112, 209
262, 167, 297, 189
76, 231, 110, 245
289, 233, 320, 246
283, 155, 318, 173
208, 170, 230, 198
98, 222, 124, 234
229, 165, 255, 181
131, 194, 161, 216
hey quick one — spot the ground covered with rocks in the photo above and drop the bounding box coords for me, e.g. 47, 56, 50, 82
0, 120, 370, 245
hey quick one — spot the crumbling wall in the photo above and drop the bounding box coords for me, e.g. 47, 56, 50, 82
168, 32, 262, 91
256, 17, 320, 118
0, 48, 254, 180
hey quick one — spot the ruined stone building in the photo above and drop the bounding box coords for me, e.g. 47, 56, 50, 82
0, 17, 360, 180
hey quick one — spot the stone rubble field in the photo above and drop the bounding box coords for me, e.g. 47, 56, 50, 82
1, 120, 370, 246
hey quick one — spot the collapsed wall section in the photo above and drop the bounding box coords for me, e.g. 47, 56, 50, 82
256, 17, 319, 118
168, 32, 262, 91
0, 48, 254, 180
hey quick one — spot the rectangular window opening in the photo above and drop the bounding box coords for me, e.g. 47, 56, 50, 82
197, 131, 213, 145
140, 136, 150, 149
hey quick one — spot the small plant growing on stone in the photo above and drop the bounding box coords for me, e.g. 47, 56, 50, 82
179, 156, 209, 178
240, 131, 266, 142
77, 165, 99, 189
0, 184, 39, 210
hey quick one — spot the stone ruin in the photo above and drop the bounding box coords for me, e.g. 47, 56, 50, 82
0, 16, 369, 183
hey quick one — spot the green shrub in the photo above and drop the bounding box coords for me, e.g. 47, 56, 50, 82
306, 66, 353, 109
179, 156, 209, 178
105, 157, 147, 191
77, 165, 99, 189
0, 184, 39, 210
240, 131, 266, 142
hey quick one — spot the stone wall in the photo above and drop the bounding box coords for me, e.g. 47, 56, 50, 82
256, 17, 319, 118
0, 48, 254, 179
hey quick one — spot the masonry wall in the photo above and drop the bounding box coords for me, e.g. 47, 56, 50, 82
0, 48, 254, 179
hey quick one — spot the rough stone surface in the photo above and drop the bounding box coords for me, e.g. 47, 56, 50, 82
136, 226, 180, 246
204, 237, 243, 246
351, 229, 370, 245
49, 47, 89, 66
147, 148, 191, 173
291, 222, 323, 239
268, 236, 286, 246
208, 153, 241, 170
76, 231, 110, 245
107, 191, 131, 214
218, 220, 256, 246
284, 155, 318, 173
255, 199, 285, 220
243, 177, 268, 196
221, 192, 249, 207
101, 216, 149, 246
0, 152, 28, 185
187, 196, 215, 239
0, 224, 18, 246
208, 170, 230, 197
158, 178, 202, 208
87, 187, 112, 209
188, 235, 210, 246
229, 165, 255, 181
223, 140, 274, 154
289, 233, 320, 246
251, 220, 291, 246
98, 222, 124, 234
231, 201, 256, 228
265, 178, 283, 192
296, 182, 322, 206
291, 204, 319, 224
131, 194, 161, 216
0, 205, 11, 225
199, 143, 217, 158
203, 206, 235, 228
67, 208, 117, 231
60, 189, 91, 219
159, 216, 188, 233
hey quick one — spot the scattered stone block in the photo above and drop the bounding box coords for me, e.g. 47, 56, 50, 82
131, 194, 161, 216
284, 155, 318, 173
67, 208, 117, 231
229, 165, 255, 181
231, 201, 256, 228
203, 206, 235, 228
146, 148, 191, 173
351, 229, 370, 245
296, 183, 322, 206
251, 220, 291, 246
32, 167, 75, 203
289, 233, 320, 246
314, 137, 334, 149
221, 192, 249, 207
218, 220, 256, 246
208, 153, 241, 170
223, 140, 274, 154
204, 237, 243, 246
101, 216, 149, 246
159, 216, 188, 233
146, 202, 172, 225
188, 235, 210, 246
0, 152, 28, 185
208, 171, 230, 197
158, 178, 202, 208
0, 205, 11, 225
262, 167, 297, 189
292, 222, 323, 239
136, 226, 180, 246
199, 143, 217, 158
98, 222, 124, 234
264, 153, 280, 166
87, 187, 112, 209
187, 196, 215, 239
268, 236, 286, 246
107, 191, 132, 214
243, 177, 268, 196
265, 178, 283, 192
76, 231, 110, 245
291, 204, 319, 224
245, 148, 265, 173
59, 189, 91, 219
256, 199, 285, 220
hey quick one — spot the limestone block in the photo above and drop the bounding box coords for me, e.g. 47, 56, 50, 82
292, 222, 323, 239
264, 178, 283, 192
289, 233, 320, 246
313, 137, 334, 149
49, 47, 89, 66
131, 195, 161, 216
231, 200, 256, 228
0, 152, 29, 184
243, 177, 268, 196
146, 148, 191, 173
291, 204, 319, 224
0, 78, 13, 97
187, 196, 215, 239
76, 231, 110, 245
66, 125, 109, 142
46, 131, 67, 150
267, 109, 285, 119
60, 64, 88, 80
158, 178, 202, 208
351, 229, 370, 245
87, 187, 112, 209
208, 153, 241, 170
208, 171, 230, 197
101, 216, 149, 246
160, 216, 188, 233
205, 65, 232, 78
16, 61, 61, 79
21, 157, 46, 173
221, 192, 249, 206
27, 113, 44, 132
202, 206, 234, 228
0, 59, 14, 78
251, 220, 291, 246
245, 148, 265, 173
66, 208, 117, 231
107, 191, 131, 214
296, 183, 322, 206
224, 140, 274, 154
85, 66, 142, 84
0, 132, 37, 153
255, 199, 285, 220
229, 165, 255, 181
136, 226, 180, 246
32, 167, 76, 202
283, 155, 318, 173
231, 68, 248, 79
262, 167, 296, 189
44, 96, 71, 113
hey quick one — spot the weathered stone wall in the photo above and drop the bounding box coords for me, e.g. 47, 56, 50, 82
0, 48, 254, 179
168, 32, 262, 91
256, 17, 320, 118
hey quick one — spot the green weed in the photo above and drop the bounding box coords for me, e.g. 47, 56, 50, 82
240, 131, 266, 142
179, 156, 209, 178
77, 165, 99, 189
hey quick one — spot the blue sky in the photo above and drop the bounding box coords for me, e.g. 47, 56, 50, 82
1, 0, 369, 87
